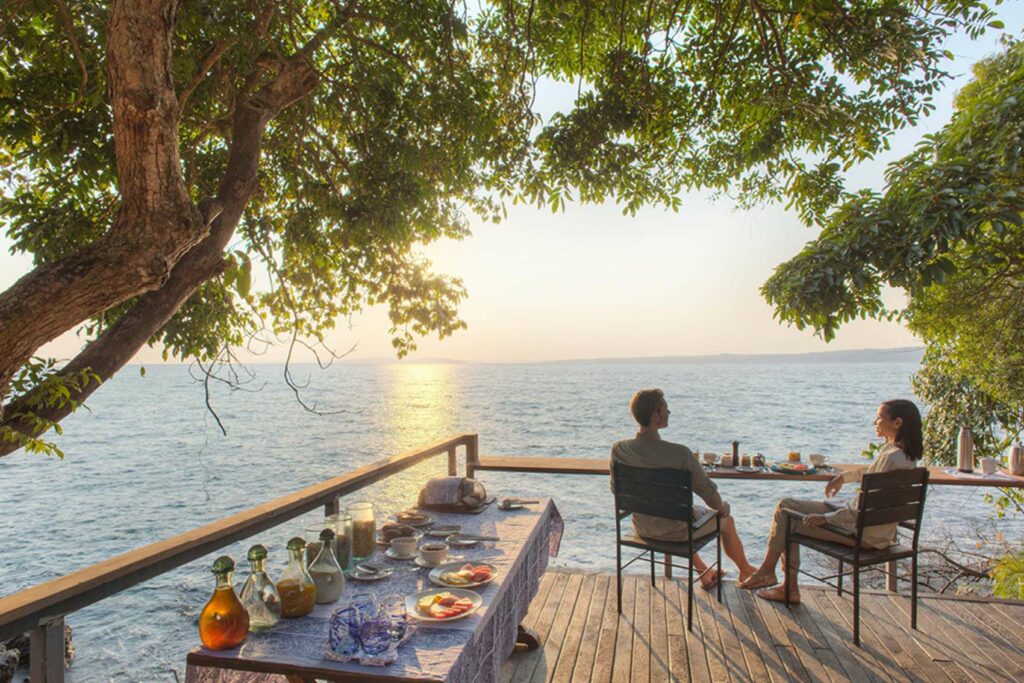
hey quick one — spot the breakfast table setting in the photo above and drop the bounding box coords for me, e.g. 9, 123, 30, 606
184, 494, 563, 683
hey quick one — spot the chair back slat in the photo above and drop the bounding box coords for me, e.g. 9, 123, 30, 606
861, 468, 928, 491
861, 485, 925, 508
612, 462, 694, 522
861, 502, 923, 526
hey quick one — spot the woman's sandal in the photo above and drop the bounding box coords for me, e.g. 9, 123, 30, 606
756, 585, 800, 604
738, 573, 778, 590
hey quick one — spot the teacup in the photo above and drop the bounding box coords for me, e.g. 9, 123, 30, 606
419, 542, 448, 566
702, 452, 717, 465
390, 536, 418, 557
980, 457, 999, 475
809, 453, 827, 467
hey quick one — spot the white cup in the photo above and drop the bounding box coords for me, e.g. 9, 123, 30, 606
702, 452, 717, 465
390, 536, 418, 557
980, 457, 998, 475
418, 542, 449, 566
809, 454, 826, 467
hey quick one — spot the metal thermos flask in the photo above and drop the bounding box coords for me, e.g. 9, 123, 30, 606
1009, 444, 1024, 476
956, 427, 975, 473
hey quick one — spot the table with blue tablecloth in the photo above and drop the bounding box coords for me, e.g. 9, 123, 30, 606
185, 498, 562, 683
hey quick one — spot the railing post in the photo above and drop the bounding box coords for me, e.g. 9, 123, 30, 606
325, 495, 340, 518
465, 434, 479, 478
886, 559, 898, 592
663, 554, 673, 579
30, 616, 65, 683
447, 447, 458, 476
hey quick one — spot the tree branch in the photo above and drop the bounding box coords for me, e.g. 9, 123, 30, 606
178, 38, 236, 114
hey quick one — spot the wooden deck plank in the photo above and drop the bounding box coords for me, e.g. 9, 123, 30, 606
815, 586, 914, 683
631, 576, 653, 683
610, 575, 637, 683
589, 573, 623, 683
799, 589, 882, 683
508, 571, 570, 683
935, 598, 1024, 681
858, 591, 951, 682
501, 573, 1024, 683
567, 574, 610, 683
748, 586, 813, 681
522, 572, 585, 683
649, 578, 671, 683
733, 582, 791, 683
722, 583, 771, 683
550, 573, 597, 683
672, 572, 713, 683
873, 593, 980, 683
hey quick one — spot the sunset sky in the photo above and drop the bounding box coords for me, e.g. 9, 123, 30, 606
3, 12, 1021, 365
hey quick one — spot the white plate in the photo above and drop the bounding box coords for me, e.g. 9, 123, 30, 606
376, 529, 424, 546
348, 566, 395, 581
385, 548, 418, 561
735, 466, 759, 473
406, 588, 483, 622
395, 510, 435, 527
498, 502, 524, 510
424, 525, 461, 538
428, 562, 498, 589
445, 534, 479, 548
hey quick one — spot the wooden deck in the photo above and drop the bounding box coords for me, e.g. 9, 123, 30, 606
501, 570, 1024, 683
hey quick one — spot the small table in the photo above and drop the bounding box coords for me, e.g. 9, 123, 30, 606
185, 499, 562, 683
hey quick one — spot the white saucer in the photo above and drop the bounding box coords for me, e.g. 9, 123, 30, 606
414, 555, 446, 568
385, 548, 418, 561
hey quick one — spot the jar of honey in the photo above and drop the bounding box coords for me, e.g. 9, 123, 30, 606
198, 556, 249, 650
277, 537, 316, 618
787, 451, 801, 463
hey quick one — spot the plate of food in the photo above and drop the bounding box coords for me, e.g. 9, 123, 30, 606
406, 588, 483, 622
735, 466, 759, 473
376, 523, 423, 546
423, 524, 462, 538
395, 510, 435, 527
770, 462, 818, 475
429, 562, 498, 588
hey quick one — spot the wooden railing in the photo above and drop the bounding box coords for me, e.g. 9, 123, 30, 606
0, 433, 479, 682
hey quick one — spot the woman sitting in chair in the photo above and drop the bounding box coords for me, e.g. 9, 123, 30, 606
740, 399, 924, 603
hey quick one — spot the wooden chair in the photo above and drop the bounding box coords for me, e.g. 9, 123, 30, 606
611, 462, 722, 631
782, 468, 929, 646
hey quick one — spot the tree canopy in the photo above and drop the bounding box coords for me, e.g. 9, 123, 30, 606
0, 0, 999, 457
763, 37, 1024, 464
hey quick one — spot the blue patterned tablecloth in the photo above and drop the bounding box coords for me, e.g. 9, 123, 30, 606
185, 498, 562, 683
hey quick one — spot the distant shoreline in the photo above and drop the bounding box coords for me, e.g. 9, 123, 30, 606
129, 346, 924, 367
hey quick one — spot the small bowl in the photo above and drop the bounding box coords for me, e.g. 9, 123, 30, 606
419, 542, 449, 566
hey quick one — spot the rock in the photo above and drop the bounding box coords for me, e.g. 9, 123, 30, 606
0, 645, 18, 683
2, 624, 75, 673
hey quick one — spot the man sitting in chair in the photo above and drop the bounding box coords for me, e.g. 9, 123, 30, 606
611, 388, 756, 587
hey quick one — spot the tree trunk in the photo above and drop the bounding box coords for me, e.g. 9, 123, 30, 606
0, 52, 320, 457
0, 0, 210, 402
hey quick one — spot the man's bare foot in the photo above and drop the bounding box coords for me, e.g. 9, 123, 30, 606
700, 568, 727, 590
757, 584, 800, 604
739, 572, 777, 590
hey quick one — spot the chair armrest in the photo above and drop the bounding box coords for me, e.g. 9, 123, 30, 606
781, 508, 856, 540
691, 508, 718, 531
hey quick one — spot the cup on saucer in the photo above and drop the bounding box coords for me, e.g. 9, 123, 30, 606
390, 536, 418, 558
418, 542, 448, 566
809, 453, 827, 467
702, 452, 717, 466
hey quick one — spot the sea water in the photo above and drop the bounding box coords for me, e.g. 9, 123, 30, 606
0, 356, 1018, 681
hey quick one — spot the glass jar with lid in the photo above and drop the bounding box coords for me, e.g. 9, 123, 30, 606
346, 502, 376, 560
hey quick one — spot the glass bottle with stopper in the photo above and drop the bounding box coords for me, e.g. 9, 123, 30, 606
239, 544, 282, 631
309, 528, 346, 603
198, 555, 250, 650
276, 537, 316, 618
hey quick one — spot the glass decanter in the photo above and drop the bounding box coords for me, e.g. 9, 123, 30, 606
276, 536, 316, 618
239, 544, 282, 631
309, 528, 345, 604
198, 555, 249, 650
